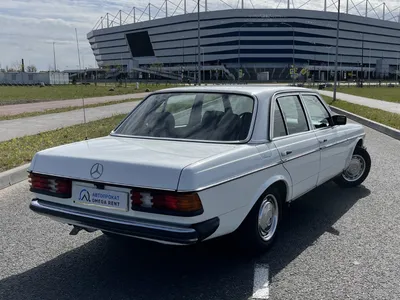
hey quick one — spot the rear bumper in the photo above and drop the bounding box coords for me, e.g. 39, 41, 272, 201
30, 199, 219, 245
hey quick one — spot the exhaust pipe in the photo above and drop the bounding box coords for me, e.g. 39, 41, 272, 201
69, 225, 97, 235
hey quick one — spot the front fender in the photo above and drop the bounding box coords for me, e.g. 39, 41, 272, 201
344, 136, 365, 169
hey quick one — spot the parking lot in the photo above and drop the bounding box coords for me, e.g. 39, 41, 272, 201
0, 123, 399, 300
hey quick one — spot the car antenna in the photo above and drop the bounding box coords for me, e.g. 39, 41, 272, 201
75, 27, 88, 140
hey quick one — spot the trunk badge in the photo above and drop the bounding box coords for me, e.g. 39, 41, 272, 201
90, 163, 104, 179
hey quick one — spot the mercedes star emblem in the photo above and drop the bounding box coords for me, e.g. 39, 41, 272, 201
90, 163, 104, 179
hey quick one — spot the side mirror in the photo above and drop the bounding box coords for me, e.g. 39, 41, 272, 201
332, 115, 347, 126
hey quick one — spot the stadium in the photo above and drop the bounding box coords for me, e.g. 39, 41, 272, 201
87, 0, 400, 82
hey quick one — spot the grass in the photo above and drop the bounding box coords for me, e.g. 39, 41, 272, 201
323, 96, 400, 130
326, 86, 400, 103
0, 98, 140, 121
0, 114, 126, 172
0, 83, 180, 105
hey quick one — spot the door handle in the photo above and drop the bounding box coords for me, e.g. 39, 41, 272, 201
281, 150, 293, 156
320, 139, 328, 143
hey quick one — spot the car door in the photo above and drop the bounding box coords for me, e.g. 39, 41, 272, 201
271, 94, 321, 200
300, 93, 347, 185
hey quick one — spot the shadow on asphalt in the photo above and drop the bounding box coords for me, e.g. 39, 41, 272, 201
0, 182, 370, 300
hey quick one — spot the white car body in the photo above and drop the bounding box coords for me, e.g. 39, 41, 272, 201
29, 86, 366, 245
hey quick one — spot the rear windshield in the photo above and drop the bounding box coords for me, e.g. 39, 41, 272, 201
113, 92, 255, 142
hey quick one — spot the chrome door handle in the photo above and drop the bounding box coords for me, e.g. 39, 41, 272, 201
281, 150, 293, 156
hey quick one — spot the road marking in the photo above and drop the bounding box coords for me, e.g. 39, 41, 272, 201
250, 263, 270, 299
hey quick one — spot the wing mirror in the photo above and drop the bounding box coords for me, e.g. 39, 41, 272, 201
332, 115, 347, 126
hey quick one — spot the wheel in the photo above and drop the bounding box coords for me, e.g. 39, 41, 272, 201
334, 146, 371, 188
236, 187, 282, 252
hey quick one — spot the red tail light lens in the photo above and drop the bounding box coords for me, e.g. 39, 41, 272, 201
131, 190, 203, 216
29, 173, 72, 198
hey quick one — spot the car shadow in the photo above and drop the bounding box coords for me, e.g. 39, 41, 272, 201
0, 182, 370, 300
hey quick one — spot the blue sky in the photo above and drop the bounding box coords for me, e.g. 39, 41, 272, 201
0, 0, 398, 71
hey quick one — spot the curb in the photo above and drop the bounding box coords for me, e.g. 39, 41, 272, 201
330, 106, 400, 141
0, 163, 30, 191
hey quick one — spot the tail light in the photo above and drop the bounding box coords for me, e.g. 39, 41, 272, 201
29, 173, 72, 198
131, 190, 203, 216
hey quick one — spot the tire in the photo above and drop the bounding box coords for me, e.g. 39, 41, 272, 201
334, 146, 371, 188
235, 187, 283, 253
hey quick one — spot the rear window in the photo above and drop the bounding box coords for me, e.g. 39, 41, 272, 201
113, 92, 255, 142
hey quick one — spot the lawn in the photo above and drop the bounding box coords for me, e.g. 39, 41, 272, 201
0, 98, 140, 121
323, 96, 400, 130
0, 83, 180, 105
327, 86, 400, 103
0, 114, 126, 172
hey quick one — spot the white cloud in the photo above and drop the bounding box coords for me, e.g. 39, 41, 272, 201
0, 0, 398, 70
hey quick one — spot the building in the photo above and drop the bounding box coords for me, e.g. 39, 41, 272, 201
0, 72, 70, 85
87, 1, 400, 82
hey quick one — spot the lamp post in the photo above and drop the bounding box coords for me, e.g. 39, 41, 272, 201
360, 32, 364, 85
197, 0, 201, 85
333, 0, 341, 102
201, 47, 205, 82
280, 22, 295, 86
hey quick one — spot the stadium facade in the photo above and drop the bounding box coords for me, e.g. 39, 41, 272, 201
87, 4, 400, 82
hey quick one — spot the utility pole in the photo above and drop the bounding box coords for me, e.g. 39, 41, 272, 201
333, 0, 341, 102
197, 0, 201, 85
53, 42, 57, 72
361, 33, 364, 84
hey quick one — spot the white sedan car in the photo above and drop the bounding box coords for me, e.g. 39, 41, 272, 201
29, 86, 371, 251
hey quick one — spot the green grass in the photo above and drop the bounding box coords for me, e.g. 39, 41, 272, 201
0, 83, 180, 105
0, 114, 126, 172
0, 99, 140, 121
323, 96, 400, 130
326, 86, 400, 103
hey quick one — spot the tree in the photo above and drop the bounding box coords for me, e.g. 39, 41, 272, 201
26, 65, 37, 72
10, 61, 22, 72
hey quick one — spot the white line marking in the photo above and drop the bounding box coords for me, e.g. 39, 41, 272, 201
250, 263, 270, 299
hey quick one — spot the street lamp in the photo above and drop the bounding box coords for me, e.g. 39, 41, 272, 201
197, 0, 201, 85
280, 22, 295, 86
201, 47, 205, 82
333, 0, 341, 102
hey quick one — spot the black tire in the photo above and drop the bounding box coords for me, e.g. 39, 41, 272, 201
235, 187, 283, 253
334, 146, 371, 188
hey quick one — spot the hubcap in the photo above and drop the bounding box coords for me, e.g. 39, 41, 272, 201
342, 154, 366, 182
258, 194, 279, 242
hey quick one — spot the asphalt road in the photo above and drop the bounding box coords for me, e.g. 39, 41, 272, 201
0, 124, 399, 300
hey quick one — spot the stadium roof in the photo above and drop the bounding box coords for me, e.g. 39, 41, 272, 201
92, 0, 400, 30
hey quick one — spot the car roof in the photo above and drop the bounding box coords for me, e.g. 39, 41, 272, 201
152, 85, 317, 99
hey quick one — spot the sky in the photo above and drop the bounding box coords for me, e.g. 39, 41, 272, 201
0, 0, 398, 71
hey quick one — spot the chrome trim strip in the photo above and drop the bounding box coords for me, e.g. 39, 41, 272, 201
31, 199, 197, 235
180, 160, 282, 192
282, 148, 320, 163
28, 172, 177, 192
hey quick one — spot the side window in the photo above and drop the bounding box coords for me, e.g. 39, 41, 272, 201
273, 102, 287, 138
302, 95, 331, 129
277, 95, 309, 135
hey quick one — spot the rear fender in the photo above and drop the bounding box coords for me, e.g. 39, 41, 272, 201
247, 173, 292, 214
